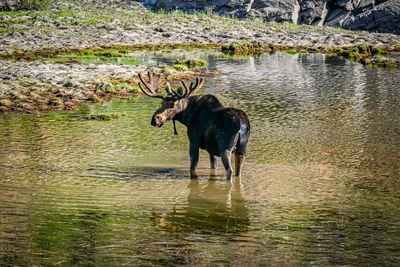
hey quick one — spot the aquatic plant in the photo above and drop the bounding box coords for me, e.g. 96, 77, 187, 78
82, 113, 120, 120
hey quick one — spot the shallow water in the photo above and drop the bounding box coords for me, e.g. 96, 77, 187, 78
1, 51, 400, 266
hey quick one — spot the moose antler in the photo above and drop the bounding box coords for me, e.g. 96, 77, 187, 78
181, 77, 205, 97
138, 72, 165, 98
138, 72, 205, 98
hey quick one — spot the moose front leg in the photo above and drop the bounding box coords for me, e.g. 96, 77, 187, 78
189, 143, 199, 179
221, 150, 233, 180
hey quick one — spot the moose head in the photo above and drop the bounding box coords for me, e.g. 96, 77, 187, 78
138, 72, 205, 128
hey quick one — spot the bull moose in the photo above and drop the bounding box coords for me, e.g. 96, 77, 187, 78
138, 72, 250, 180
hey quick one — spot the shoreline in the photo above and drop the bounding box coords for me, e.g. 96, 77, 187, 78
2, 0, 399, 53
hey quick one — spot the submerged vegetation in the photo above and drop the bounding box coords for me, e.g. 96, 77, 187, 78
82, 113, 120, 120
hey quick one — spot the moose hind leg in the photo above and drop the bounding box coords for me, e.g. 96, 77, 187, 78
209, 154, 218, 169
234, 132, 249, 177
234, 154, 245, 177
221, 150, 233, 180
209, 154, 218, 176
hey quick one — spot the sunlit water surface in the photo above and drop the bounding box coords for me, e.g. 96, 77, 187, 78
1, 51, 400, 266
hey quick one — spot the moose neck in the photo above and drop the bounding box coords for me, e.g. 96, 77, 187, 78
173, 95, 224, 128
173, 96, 197, 127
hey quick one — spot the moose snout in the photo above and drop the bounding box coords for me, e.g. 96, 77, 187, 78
151, 114, 164, 127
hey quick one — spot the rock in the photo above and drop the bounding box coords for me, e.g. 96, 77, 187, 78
0, 15, 12, 21
341, 1, 400, 34
0, 99, 12, 107
143, 0, 400, 34
244, 0, 299, 22
110, 19, 121, 24
63, 81, 74, 87
48, 98, 64, 107
0, 0, 17, 11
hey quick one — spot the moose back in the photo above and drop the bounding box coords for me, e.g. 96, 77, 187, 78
138, 72, 250, 180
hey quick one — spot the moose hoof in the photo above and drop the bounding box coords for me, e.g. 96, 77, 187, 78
226, 169, 232, 180
190, 171, 198, 179
209, 169, 217, 177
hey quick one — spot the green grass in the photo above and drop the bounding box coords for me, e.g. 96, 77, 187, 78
0, 10, 33, 16
0, 18, 29, 26
284, 49, 297, 55
0, 27, 25, 34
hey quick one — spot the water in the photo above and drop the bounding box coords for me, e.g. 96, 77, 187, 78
1, 51, 400, 266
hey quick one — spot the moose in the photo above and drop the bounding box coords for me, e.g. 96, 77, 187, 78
138, 72, 250, 180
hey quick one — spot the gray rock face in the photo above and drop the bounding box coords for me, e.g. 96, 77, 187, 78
340, 1, 400, 34
142, 0, 400, 34
0, 0, 17, 11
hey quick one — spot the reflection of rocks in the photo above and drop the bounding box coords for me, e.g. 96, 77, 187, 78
157, 178, 249, 232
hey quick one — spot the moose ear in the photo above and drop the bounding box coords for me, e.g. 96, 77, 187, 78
165, 82, 174, 96
177, 87, 184, 97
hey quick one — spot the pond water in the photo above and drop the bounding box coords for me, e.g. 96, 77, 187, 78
1, 51, 400, 266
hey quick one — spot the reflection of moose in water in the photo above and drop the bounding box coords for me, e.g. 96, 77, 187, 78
138, 72, 250, 180
156, 178, 249, 232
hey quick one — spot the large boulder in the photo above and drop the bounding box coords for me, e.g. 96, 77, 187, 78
340, 1, 400, 34
149, 0, 300, 22
220, 0, 299, 22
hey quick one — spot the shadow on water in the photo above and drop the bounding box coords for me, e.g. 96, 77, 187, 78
1, 51, 400, 265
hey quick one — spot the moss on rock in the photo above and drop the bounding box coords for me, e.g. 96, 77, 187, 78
221, 41, 270, 56
328, 43, 399, 67
173, 59, 208, 69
